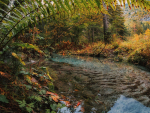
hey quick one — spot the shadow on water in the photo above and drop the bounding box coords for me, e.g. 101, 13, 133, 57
49, 54, 150, 113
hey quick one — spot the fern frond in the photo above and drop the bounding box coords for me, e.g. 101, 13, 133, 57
81, 0, 90, 11
31, 0, 38, 9
58, 0, 69, 14
15, 0, 28, 15
8, 15, 20, 22
0, 8, 8, 15
95, 0, 101, 10
53, 0, 60, 11
13, 8, 25, 18
3, 18, 15, 26
87, 0, 95, 9
24, 2, 33, 12
74, 0, 80, 8
44, 0, 56, 15
64, 0, 71, 11
0, 1, 10, 10
35, 0, 47, 17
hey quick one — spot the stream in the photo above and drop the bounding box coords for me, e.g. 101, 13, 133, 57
45, 54, 150, 113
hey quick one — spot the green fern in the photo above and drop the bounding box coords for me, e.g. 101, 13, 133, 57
29, 95, 42, 102
0, 95, 9, 103
64, 0, 71, 11
16, 99, 26, 108
58, 0, 69, 13
16, 99, 34, 113
44, 0, 55, 15
53, 0, 61, 12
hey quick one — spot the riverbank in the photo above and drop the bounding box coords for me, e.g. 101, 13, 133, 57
57, 31, 150, 70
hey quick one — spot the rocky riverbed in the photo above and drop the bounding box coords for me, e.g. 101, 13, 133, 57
41, 55, 150, 112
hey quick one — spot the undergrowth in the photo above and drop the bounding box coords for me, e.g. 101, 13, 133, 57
59, 29, 150, 68
0, 55, 63, 113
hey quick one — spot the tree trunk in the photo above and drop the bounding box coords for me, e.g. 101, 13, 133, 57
102, 1, 110, 44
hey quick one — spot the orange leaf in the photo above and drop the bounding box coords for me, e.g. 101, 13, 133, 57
31, 77, 38, 83
74, 89, 79, 92
0, 71, 11, 79
61, 95, 66, 99
38, 85, 42, 89
46, 91, 58, 96
76, 102, 81, 106
51, 95, 59, 102
63, 101, 71, 107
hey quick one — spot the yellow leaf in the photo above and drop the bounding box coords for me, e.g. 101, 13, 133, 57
12, 52, 25, 65
46, 67, 53, 80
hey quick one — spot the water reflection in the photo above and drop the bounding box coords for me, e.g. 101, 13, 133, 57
51, 54, 109, 73
51, 54, 150, 112
57, 105, 83, 113
58, 95, 150, 113
108, 95, 150, 113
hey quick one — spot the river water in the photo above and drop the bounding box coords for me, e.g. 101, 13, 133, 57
48, 54, 150, 113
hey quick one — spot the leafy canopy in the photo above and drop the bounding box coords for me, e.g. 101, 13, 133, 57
0, 0, 150, 50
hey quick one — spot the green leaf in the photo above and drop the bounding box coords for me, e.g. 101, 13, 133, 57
53, 0, 60, 11
12, 42, 44, 54
40, 66, 47, 69
64, 0, 71, 11
95, 0, 101, 8
24, 85, 32, 90
26, 106, 33, 113
58, 0, 69, 14
39, 89, 46, 95
49, 96, 52, 101
74, 0, 80, 8
0, 1, 10, 10
50, 104, 57, 111
16, 99, 26, 108
0, 51, 3, 55
57, 103, 62, 108
16, 0, 28, 15
29, 96, 42, 102
27, 103, 34, 108
45, 109, 50, 113
19, 71, 30, 75
36, 96, 42, 102
44, 0, 55, 16
0, 95, 9, 103
51, 111, 56, 113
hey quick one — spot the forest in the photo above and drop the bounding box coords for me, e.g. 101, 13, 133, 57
0, 0, 150, 113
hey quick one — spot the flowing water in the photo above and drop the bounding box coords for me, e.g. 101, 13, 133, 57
46, 54, 150, 113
